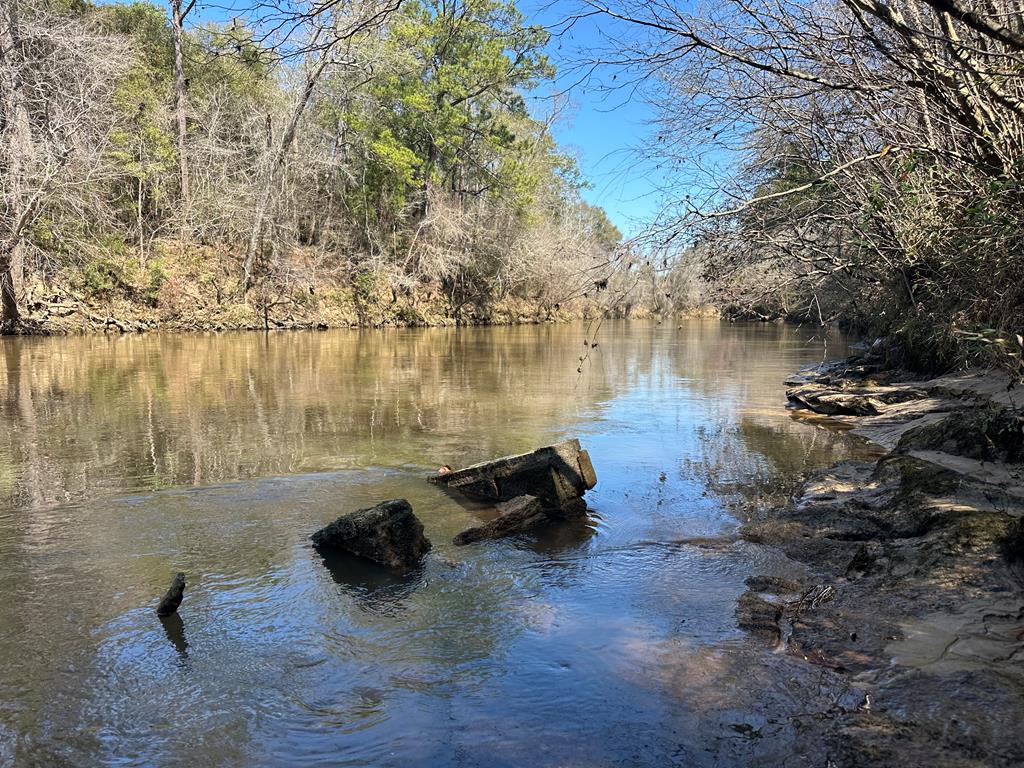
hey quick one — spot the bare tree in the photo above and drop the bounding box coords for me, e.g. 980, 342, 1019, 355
0, 0, 32, 326
1, 0, 627, 331
581, 0, 1024, 366
170, 0, 195, 216
241, 0, 404, 290
0, 0, 125, 330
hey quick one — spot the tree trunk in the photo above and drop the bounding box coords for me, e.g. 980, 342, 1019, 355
0, 260, 20, 330
242, 179, 274, 290
242, 50, 331, 290
1, 0, 30, 330
170, 0, 190, 215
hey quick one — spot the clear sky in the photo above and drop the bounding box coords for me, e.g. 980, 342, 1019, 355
521, 1, 669, 238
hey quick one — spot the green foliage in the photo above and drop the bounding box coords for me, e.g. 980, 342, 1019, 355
99, 2, 173, 71
75, 252, 134, 298
396, 303, 423, 326
142, 259, 168, 305
577, 203, 622, 250
12, 0, 617, 329
193, 22, 274, 102
353, 271, 376, 301
101, 3, 177, 222
327, 0, 568, 229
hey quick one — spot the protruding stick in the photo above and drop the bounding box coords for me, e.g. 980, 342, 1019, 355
156, 572, 186, 617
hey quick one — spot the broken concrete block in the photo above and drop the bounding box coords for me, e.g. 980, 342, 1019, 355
453, 495, 548, 546
429, 439, 597, 516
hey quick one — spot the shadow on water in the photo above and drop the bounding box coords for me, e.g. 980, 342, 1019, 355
315, 548, 425, 615
526, 512, 599, 557
159, 612, 189, 658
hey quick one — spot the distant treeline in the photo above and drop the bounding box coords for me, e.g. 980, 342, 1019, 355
0, 0, 633, 331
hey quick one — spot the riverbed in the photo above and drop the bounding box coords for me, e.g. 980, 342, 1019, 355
0, 320, 869, 767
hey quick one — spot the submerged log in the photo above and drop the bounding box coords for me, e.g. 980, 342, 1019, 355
453, 495, 548, 546
156, 572, 186, 617
429, 439, 597, 516
311, 498, 431, 570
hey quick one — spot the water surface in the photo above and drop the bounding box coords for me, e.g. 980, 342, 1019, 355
0, 320, 867, 766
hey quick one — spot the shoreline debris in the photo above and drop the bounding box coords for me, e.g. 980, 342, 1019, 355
429, 439, 597, 517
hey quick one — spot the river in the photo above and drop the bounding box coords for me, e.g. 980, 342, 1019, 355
0, 320, 870, 766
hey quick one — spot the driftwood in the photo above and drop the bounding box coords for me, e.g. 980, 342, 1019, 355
156, 572, 186, 617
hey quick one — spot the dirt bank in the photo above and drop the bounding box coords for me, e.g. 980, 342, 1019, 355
737, 353, 1024, 766
12, 278, 604, 334
6, 249, 719, 335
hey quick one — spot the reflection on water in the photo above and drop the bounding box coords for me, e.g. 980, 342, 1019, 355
528, 514, 600, 556
318, 549, 427, 616
0, 320, 869, 767
159, 612, 189, 658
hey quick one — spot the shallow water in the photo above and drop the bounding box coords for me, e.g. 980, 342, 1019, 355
0, 320, 868, 767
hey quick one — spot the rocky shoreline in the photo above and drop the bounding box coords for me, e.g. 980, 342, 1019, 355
9, 292, 604, 335
735, 352, 1024, 766
8, 274, 721, 336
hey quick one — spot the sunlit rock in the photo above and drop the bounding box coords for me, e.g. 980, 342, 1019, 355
429, 439, 597, 517
311, 499, 431, 570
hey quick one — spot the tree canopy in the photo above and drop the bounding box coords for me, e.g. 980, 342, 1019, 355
0, 0, 622, 329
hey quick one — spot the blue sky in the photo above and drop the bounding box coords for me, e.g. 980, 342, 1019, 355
521, 2, 667, 237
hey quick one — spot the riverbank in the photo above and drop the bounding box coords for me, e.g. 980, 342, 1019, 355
10, 276, 596, 334
8, 266, 720, 335
738, 353, 1024, 765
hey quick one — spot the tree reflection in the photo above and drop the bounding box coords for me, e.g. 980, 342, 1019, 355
0, 320, 868, 766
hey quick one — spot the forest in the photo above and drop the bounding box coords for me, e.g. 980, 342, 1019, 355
615, 0, 1024, 373
0, 0, 624, 331
3, 0, 1024, 373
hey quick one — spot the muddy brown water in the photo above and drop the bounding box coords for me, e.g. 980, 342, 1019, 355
0, 320, 872, 767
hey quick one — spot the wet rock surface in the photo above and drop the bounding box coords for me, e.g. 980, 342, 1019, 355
452, 494, 548, 545
735, 592, 783, 645
742, 357, 1024, 765
744, 574, 803, 594
311, 498, 431, 569
786, 355, 1024, 495
429, 439, 597, 516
